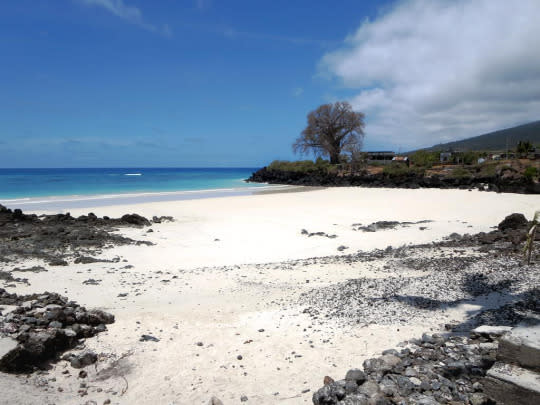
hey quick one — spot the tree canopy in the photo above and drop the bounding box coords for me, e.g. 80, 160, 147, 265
516, 140, 534, 154
293, 101, 365, 164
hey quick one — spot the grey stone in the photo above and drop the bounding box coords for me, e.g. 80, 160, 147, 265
312, 382, 346, 405
363, 354, 401, 375
484, 362, 540, 405
412, 394, 440, 405
469, 392, 489, 405
472, 325, 513, 337
357, 380, 380, 398
339, 394, 369, 405
498, 324, 540, 370
345, 368, 366, 385
344, 380, 359, 394
70, 351, 98, 369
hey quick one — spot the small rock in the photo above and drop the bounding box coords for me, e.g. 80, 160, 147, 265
140, 334, 159, 342
70, 351, 98, 369
208, 396, 224, 405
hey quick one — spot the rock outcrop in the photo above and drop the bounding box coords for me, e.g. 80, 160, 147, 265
0, 204, 155, 264
0, 289, 114, 372
247, 167, 540, 194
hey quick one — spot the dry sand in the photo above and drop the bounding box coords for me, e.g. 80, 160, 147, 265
1, 187, 538, 404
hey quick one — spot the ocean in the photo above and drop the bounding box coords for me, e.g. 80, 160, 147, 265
0, 167, 279, 211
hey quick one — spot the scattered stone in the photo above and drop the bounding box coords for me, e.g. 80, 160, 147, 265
324, 376, 335, 385
140, 334, 159, 342
301, 229, 338, 239
82, 279, 101, 286
49, 259, 68, 267
208, 396, 224, 405
74, 257, 107, 264
311, 325, 531, 404
70, 351, 98, 369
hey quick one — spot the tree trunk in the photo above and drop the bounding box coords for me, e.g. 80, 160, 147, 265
329, 154, 339, 164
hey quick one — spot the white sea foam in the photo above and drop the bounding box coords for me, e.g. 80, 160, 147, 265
124, 173, 142, 176
0, 184, 292, 210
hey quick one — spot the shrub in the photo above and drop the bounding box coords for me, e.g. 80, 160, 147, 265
476, 162, 498, 177
383, 163, 423, 177
267, 159, 332, 173
449, 167, 472, 179
409, 150, 438, 168
523, 166, 538, 181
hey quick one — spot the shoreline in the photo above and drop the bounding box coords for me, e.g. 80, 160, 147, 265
0, 183, 294, 212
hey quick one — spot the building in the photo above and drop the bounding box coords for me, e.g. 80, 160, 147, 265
366, 151, 396, 165
440, 152, 452, 163
392, 156, 410, 166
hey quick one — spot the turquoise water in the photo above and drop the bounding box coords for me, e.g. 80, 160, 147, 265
0, 168, 262, 200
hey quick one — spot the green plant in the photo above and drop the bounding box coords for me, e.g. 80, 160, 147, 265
267, 159, 333, 173
382, 163, 424, 177
523, 166, 538, 181
449, 167, 471, 179
517, 140, 534, 154
460, 151, 480, 165
524, 210, 539, 265
409, 150, 438, 168
477, 162, 498, 177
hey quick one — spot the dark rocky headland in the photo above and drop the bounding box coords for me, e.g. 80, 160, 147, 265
247, 166, 540, 194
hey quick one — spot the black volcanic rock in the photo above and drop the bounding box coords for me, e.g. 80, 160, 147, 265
246, 167, 540, 194
0, 204, 155, 264
0, 289, 114, 372
498, 213, 528, 231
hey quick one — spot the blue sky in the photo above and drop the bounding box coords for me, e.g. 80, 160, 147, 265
1, 0, 539, 167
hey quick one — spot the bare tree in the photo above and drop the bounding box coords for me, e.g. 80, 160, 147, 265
293, 101, 365, 164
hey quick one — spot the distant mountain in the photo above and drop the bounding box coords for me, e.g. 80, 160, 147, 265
422, 121, 540, 152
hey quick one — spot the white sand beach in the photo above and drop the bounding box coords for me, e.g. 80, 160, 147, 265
1, 187, 538, 404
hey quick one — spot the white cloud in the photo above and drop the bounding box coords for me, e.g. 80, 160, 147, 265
195, 0, 211, 11
77, 0, 171, 36
292, 87, 304, 97
320, 0, 540, 149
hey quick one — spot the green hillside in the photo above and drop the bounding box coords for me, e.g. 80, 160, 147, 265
424, 120, 540, 151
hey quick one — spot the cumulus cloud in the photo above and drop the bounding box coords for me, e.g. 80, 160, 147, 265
77, 0, 171, 37
320, 0, 540, 149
